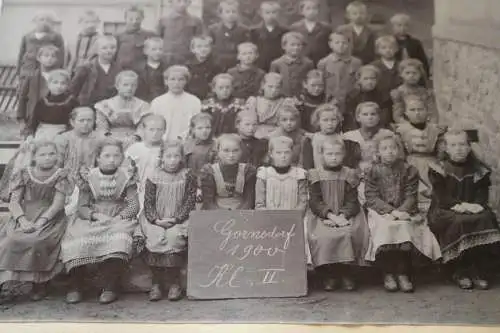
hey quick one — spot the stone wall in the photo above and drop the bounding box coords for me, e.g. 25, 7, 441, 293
433, 0, 500, 213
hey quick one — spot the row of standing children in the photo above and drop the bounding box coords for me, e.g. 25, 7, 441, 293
0, 0, 498, 306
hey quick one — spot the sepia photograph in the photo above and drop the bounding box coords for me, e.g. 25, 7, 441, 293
0, 0, 499, 326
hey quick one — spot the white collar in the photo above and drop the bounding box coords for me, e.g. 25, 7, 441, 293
304, 20, 317, 32
98, 61, 111, 73
34, 31, 47, 39
147, 61, 160, 69
265, 25, 275, 32
381, 59, 396, 69
353, 25, 364, 35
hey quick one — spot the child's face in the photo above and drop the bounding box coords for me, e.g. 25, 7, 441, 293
405, 100, 428, 124
322, 144, 344, 168
81, 17, 99, 33
329, 35, 349, 55
213, 78, 233, 100
191, 39, 212, 60
318, 111, 340, 135
392, 20, 409, 37
71, 109, 95, 135
359, 71, 377, 91
165, 72, 187, 94
401, 65, 421, 85
143, 120, 166, 144
171, 0, 191, 13
193, 120, 212, 141
356, 106, 380, 128
238, 47, 258, 66
237, 117, 258, 138
302, 1, 319, 21
445, 133, 471, 162
125, 11, 143, 31
347, 7, 368, 25
97, 40, 117, 62
97, 145, 123, 171
38, 51, 58, 69
218, 140, 242, 165
47, 76, 69, 96
284, 38, 303, 58
162, 147, 183, 173
379, 139, 399, 164
304, 77, 324, 96
271, 145, 293, 168
34, 145, 58, 170
220, 4, 239, 24
378, 42, 397, 59
145, 42, 164, 62
279, 111, 299, 133
34, 16, 53, 32
116, 77, 138, 98
262, 77, 282, 99
260, 3, 280, 24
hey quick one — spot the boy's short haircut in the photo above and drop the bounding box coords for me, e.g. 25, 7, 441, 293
33, 11, 57, 24
311, 103, 343, 131
47, 69, 71, 83
216, 133, 242, 151
346, 1, 368, 14
163, 65, 191, 81
218, 0, 240, 13
211, 73, 234, 89
269, 136, 294, 152
79, 10, 100, 23
144, 37, 164, 50
299, 0, 320, 12
139, 113, 167, 129
375, 35, 398, 50
390, 13, 411, 25
260, 1, 281, 12
356, 64, 380, 81
237, 42, 258, 54
124, 5, 145, 19
329, 31, 349, 43
37, 44, 60, 58
190, 35, 214, 49
355, 101, 380, 118
281, 31, 305, 48
304, 69, 324, 83
115, 70, 139, 86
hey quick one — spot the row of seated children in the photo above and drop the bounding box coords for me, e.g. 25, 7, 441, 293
18, 0, 430, 81
0, 94, 499, 305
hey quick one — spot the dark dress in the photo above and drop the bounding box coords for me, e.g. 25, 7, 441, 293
302, 133, 362, 170
427, 155, 500, 263
296, 92, 326, 133
31, 92, 79, 134
289, 20, 332, 66
227, 65, 266, 100
184, 138, 217, 178
115, 28, 155, 68
200, 163, 257, 210
133, 60, 169, 102
201, 97, 245, 137
344, 87, 392, 132
240, 136, 268, 167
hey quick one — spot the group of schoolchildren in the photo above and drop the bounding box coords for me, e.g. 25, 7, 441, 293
0, 0, 499, 307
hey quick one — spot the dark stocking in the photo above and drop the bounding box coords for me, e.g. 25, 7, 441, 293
100, 259, 127, 292
68, 266, 87, 291
150, 267, 165, 286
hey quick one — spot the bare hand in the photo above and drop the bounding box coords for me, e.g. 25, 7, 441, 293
196, 188, 203, 203
19, 219, 36, 233
156, 218, 176, 229
451, 203, 466, 214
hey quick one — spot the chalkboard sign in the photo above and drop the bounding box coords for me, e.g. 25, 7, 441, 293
188, 210, 307, 299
